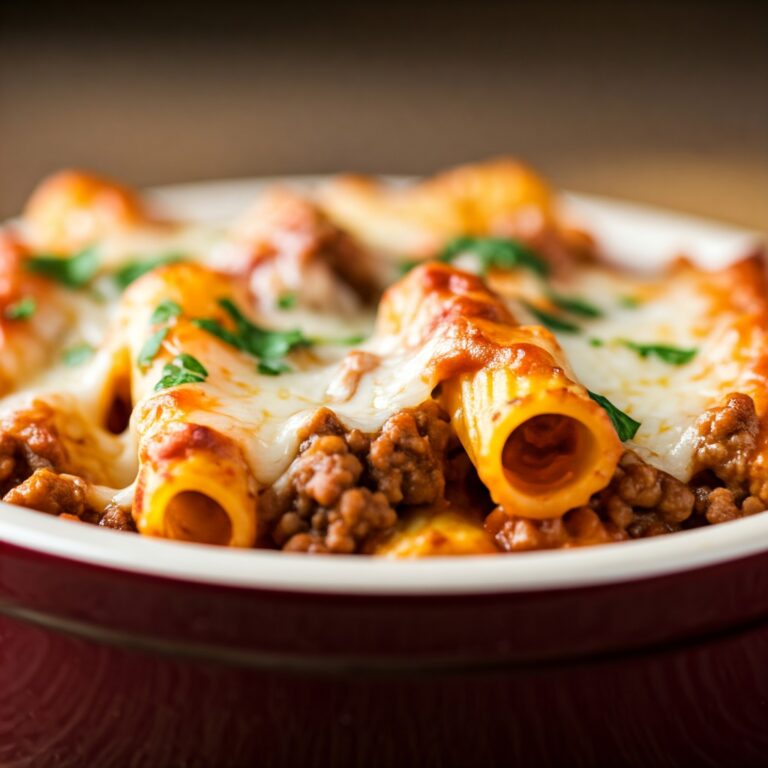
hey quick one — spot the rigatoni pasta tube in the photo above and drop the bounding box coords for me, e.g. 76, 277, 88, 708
320, 158, 554, 257
123, 262, 262, 546
372, 509, 497, 557
441, 367, 621, 520
23, 169, 148, 253
135, 423, 258, 547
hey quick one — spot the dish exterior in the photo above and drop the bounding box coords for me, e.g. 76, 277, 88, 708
0, 165, 767, 766
1, 535, 767, 767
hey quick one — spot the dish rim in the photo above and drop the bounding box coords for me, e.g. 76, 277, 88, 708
1, 501, 767, 594
0, 175, 766, 595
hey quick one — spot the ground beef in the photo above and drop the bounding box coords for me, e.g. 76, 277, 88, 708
2, 468, 97, 521
261, 429, 396, 554
693, 485, 765, 525
368, 401, 452, 505
261, 402, 452, 553
596, 451, 695, 534
489, 506, 625, 552
0, 402, 136, 527
99, 503, 138, 532
693, 393, 759, 489
281, 488, 396, 554
0, 401, 67, 495
293, 407, 369, 456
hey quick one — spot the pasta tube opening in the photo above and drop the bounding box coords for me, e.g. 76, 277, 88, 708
502, 414, 595, 493
135, 425, 258, 547
165, 491, 233, 546
441, 368, 622, 519
103, 378, 133, 435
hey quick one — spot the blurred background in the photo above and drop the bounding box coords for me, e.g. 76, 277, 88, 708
1, 0, 766, 228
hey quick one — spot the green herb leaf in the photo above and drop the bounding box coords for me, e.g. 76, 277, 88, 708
26, 247, 99, 288
258, 359, 292, 376
618, 296, 641, 309
217, 295, 310, 360
192, 316, 243, 347
112, 253, 185, 290
439, 236, 548, 277
311, 334, 367, 346
621, 341, 698, 365
150, 299, 182, 324
154, 354, 208, 391
397, 259, 420, 276
522, 301, 580, 333
216, 298, 263, 338
4, 296, 37, 320
589, 338, 604, 347
254, 326, 309, 360
62, 342, 94, 367
193, 297, 311, 375
337, 334, 366, 345
547, 291, 602, 318
137, 327, 168, 369
174, 353, 208, 377
588, 391, 641, 441
277, 292, 297, 310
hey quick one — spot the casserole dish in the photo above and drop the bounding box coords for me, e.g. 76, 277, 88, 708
0, 177, 766, 767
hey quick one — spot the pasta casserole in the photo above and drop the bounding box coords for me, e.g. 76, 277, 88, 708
0, 159, 765, 555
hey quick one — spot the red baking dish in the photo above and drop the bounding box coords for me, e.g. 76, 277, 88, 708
1, 181, 766, 767
1, 502, 767, 767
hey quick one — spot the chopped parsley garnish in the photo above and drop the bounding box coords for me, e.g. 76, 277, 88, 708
311, 333, 367, 346
150, 299, 182, 324
589, 337, 604, 347
139, 299, 184, 370
62, 343, 95, 367
277, 292, 297, 310
337, 334, 366, 345
257, 359, 292, 376
112, 253, 185, 290
154, 353, 208, 391
621, 341, 697, 366
619, 295, 641, 309
4, 296, 36, 320
588, 391, 641, 441
547, 291, 602, 318
192, 297, 311, 375
26, 247, 99, 288
193, 317, 241, 347
439, 236, 548, 277
137, 327, 168, 369
522, 301, 580, 333
397, 260, 420, 276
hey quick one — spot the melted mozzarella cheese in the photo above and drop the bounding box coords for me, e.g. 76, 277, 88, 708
136, 332, 437, 486
549, 269, 745, 480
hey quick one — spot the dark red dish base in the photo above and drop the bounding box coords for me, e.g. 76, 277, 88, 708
1, 541, 767, 768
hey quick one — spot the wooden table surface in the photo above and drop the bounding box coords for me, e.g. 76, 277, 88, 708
1, 1, 766, 229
